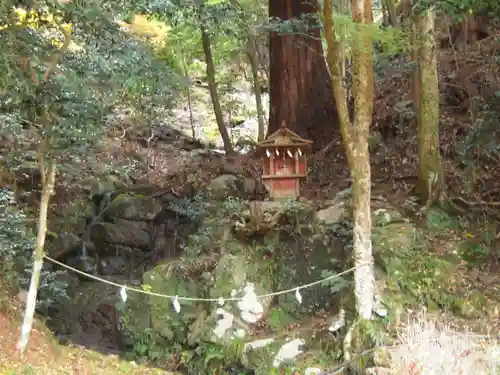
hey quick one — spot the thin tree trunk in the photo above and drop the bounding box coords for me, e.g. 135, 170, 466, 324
384, 0, 399, 27
16, 24, 69, 355
17, 157, 56, 355
200, 25, 233, 154
404, 0, 420, 123
411, 20, 420, 121
268, 0, 339, 150
247, 38, 266, 141
181, 51, 196, 141
415, 6, 444, 206
323, 0, 375, 326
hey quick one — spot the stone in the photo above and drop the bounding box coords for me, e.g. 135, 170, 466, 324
207, 174, 257, 200
127, 258, 207, 341
56, 279, 124, 348
373, 207, 404, 227
99, 256, 127, 275
273, 338, 305, 367
105, 195, 163, 221
207, 174, 239, 199
122, 253, 274, 351
90, 221, 151, 250
316, 201, 348, 225
211, 253, 273, 307
114, 219, 149, 232
47, 232, 82, 259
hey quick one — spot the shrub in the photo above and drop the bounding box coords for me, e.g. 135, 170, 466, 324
0, 188, 68, 310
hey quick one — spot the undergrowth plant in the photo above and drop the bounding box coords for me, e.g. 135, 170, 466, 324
0, 188, 68, 311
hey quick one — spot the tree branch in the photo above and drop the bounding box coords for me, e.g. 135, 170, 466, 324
43, 23, 72, 82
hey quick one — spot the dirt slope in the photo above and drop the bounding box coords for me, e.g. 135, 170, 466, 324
0, 289, 173, 375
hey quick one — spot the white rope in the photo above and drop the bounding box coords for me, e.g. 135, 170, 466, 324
43, 254, 371, 302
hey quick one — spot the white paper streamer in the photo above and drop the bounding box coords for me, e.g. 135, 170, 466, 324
120, 286, 127, 303
295, 288, 302, 304
172, 296, 181, 313
217, 297, 225, 306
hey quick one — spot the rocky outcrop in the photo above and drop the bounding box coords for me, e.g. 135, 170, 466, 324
117, 188, 429, 373
48, 176, 454, 374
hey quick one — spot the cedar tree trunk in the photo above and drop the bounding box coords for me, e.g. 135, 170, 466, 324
268, 0, 339, 150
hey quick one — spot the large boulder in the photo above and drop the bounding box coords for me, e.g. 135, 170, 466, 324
105, 195, 163, 221
122, 253, 274, 347
90, 221, 151, 250
207, 174, 258, 200
46, 232, 82, 259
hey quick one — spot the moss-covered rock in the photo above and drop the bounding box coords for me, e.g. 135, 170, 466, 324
122, 252, 275, 349
105, 195, 163, 221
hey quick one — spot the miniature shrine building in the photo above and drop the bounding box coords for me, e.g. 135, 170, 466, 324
256, 122, 312, 199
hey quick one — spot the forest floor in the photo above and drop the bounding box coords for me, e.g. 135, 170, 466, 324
0, 282, 173, 375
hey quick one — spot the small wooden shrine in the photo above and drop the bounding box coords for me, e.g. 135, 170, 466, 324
256, 121, 312, 199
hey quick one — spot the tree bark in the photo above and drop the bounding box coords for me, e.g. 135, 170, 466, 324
384, 0, 399, 27
200, 25, 233, 154
181, 51, 196, 141
415, 6, 444, 205
411, 11, 420, 123
323, 0, 375, 323
17, 157, 56, 355
16, 24, 69, 355
247, 37, 266, 142
268, 0, 339, 150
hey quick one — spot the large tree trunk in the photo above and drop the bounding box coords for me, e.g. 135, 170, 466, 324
415, 6, 444, 206
268, 0, 339, 150
200, 25, 233, 155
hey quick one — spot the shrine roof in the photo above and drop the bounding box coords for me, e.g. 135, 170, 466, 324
256, 122, 313, 149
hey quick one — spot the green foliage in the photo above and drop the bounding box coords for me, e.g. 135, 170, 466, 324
182, 197, 247, 258
459, 95, 500, 162
267, 307, 294, 332
459, 240, 490, 264
128, 328, 171, 361
425, 207, 458, 232
167, 194, 207, 221
121, 303, 247, 374
0, 0, 179, 167
180, 339, 246, 375
320, 269, 350, 294
0, 189, 68, 309
417, 0, 500, 22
